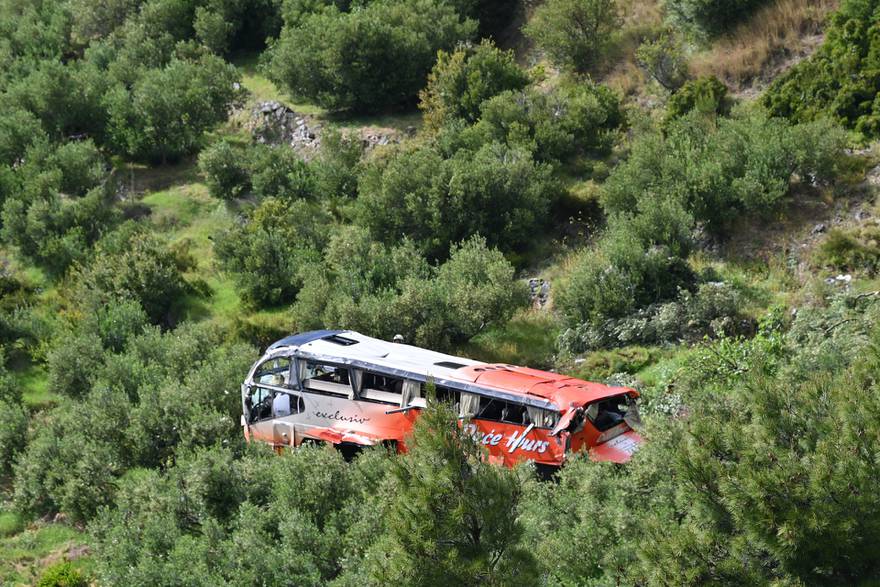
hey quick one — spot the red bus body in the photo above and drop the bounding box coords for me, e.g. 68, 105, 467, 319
242, 330, 642, 466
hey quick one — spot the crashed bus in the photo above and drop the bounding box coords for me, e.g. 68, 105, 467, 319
242, 330, 643, 466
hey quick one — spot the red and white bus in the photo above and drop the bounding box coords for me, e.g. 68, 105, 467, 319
241, 330, 642, 466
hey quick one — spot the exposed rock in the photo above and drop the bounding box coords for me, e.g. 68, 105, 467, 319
247, 101, 405, 158
825, 273, 853, 286
528, 278, 550, 309
66, 545, 91, 561
811, 223, 827, 235
248, 101, 323, 158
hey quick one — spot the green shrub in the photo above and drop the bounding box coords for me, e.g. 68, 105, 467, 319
666, 0, 770, 37
636, 31, 688, 91
266, 0, 476, 112
311, 129, 363, 207
558, 281, 751, 353
602, 110, 846, 233
198, 140, 251, 200
248, 144, 316, 201
358, 141, 558, 258
47, 333, 105, 399
763, 0, 880, 138
73, 225, 190, 325
0, 398, 27, 477
420, 40, 529, 130
815, 226, 880, 274
523, 0, 620, 73
37, 562, 88, 587
1, 151, 120, 275
462, 81, 622, 163
295, 234, 526, 350
214, 198, 326, 308
666, 75, 731, 122
104, 55, 243, 162
51, 140, 107, 197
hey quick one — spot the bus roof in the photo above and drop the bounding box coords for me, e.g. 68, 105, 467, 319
263, 330, 636, 412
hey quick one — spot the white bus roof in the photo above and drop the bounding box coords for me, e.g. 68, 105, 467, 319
260, 330, 634, 411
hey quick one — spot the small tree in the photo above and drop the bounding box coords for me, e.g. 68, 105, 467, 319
266, 0, 476, 112
198, 140, 251, 200
523, 0, 620, 74
419, 40, 529, 130
105, 55, 243, 163
368, 399, 537, 585
636, 31, 689, 91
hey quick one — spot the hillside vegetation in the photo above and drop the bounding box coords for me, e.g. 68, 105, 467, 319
3, 0, 880, 584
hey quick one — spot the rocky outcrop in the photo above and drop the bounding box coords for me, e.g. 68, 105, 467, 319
247, 101, 408, 158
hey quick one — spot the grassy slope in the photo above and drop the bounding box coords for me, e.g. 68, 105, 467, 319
0, 504, 90, 586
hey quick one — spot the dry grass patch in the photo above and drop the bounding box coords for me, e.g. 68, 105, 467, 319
690, 0, 839, 89
602, 0, 663, 95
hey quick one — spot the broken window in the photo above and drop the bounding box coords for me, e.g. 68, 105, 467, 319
526, 406, 558, 429
475, 398, 530, 426
255, 357, 291, 387
586, 395, 631, 432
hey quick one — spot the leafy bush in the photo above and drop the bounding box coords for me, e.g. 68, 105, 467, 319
523, 0, 620, 73
104, 55, 243, 162
666, 0, 770, 37
311, 129, 363, 207
558, 282, 752, 353
814, 225, 880, 274
763, 0, 880, 137
15, 323, 254, 522
37, 562, 88, 587
198, 140, 251, 200
51, 139, 107, 197
89, 443, 389, 585
666, 75, 731, 122
73, 224, 190, 325
0, 398, 27, 477
358, 141, 558, 258
420, 40, 529, 130
1, 180, 119, 276
293, 233, 527, 350
602, 110, 846, 233
214, 198, 326, 308
248, 144, 317, 200
266, 0, 476, 111
555, 235, 696, 328
363, 400, 537, 584
457, 81, 622, 163
636, 31, 688, 91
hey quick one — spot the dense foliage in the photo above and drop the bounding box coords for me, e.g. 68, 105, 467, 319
419, 40, 529, 130
14, 322, 254, 522
40, 295, 880, 585
266, 0, 476, 111
523, 0, 620, 73
556, 108, 845, 330
764, 0, 880, 138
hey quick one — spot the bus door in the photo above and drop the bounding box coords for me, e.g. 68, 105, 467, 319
271, 391, 305, 450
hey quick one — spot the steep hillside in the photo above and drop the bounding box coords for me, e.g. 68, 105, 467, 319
3, 0, 880, 584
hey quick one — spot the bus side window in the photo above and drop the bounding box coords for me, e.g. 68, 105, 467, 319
361, 372, 404, 405
272, 392, 305, 418
477, 398, 504, 421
